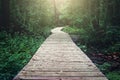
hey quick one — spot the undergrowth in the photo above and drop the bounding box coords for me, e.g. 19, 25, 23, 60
0, 31, 45, 80
63, 26, 120, 80
63, 26, 82, 35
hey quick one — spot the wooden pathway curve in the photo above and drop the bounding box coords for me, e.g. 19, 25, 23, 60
14, 27, 108, 80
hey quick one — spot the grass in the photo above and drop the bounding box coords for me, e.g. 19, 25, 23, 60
62, 26, 83, 35
0, 31, 46, 80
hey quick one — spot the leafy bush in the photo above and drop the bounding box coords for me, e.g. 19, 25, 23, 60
98, 62, 120, 80
107, 71, 120, 80
97, 62, 111, 73
0, 31, 45, 80
62, 26, 82, 35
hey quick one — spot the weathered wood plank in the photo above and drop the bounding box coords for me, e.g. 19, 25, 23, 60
18, 71, 105, 77
14, 77, 108, 80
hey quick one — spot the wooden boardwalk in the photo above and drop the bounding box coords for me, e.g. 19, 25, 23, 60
14, 27, 108, 80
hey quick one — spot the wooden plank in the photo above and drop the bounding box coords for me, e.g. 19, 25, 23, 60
22, 68, 100, 72
18, 71, 104, 77
14, 76, 108, 80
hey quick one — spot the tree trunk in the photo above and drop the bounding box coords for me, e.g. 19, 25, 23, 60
1, 0, 10, 31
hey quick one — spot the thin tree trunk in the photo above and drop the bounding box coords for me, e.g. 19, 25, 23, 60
53, 0, 59, 26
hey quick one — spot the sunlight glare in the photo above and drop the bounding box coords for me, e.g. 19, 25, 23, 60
50, 0, 67, 8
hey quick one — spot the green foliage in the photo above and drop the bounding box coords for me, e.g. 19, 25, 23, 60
97, 62, 111, 73
64, 0, 120, 50
41, 27, 52, 38
107, 71, 120, 80
62, 1, 120, 80
9, 0, 54, 35
63, 26, 82, 35
97, 62, 120, 80
0, 31, 45, 80
0, 0, 53, 79
77, 44, 87, 52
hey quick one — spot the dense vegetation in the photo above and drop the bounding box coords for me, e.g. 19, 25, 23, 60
0, 0, 120, 80
63, 0, 120, 80
0, 32, 45, 80
0, 0, 54, 80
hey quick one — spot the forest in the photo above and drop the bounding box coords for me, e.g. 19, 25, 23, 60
0, 0, 120, 80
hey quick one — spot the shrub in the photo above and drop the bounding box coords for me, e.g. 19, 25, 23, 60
0, 31, 45, 80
